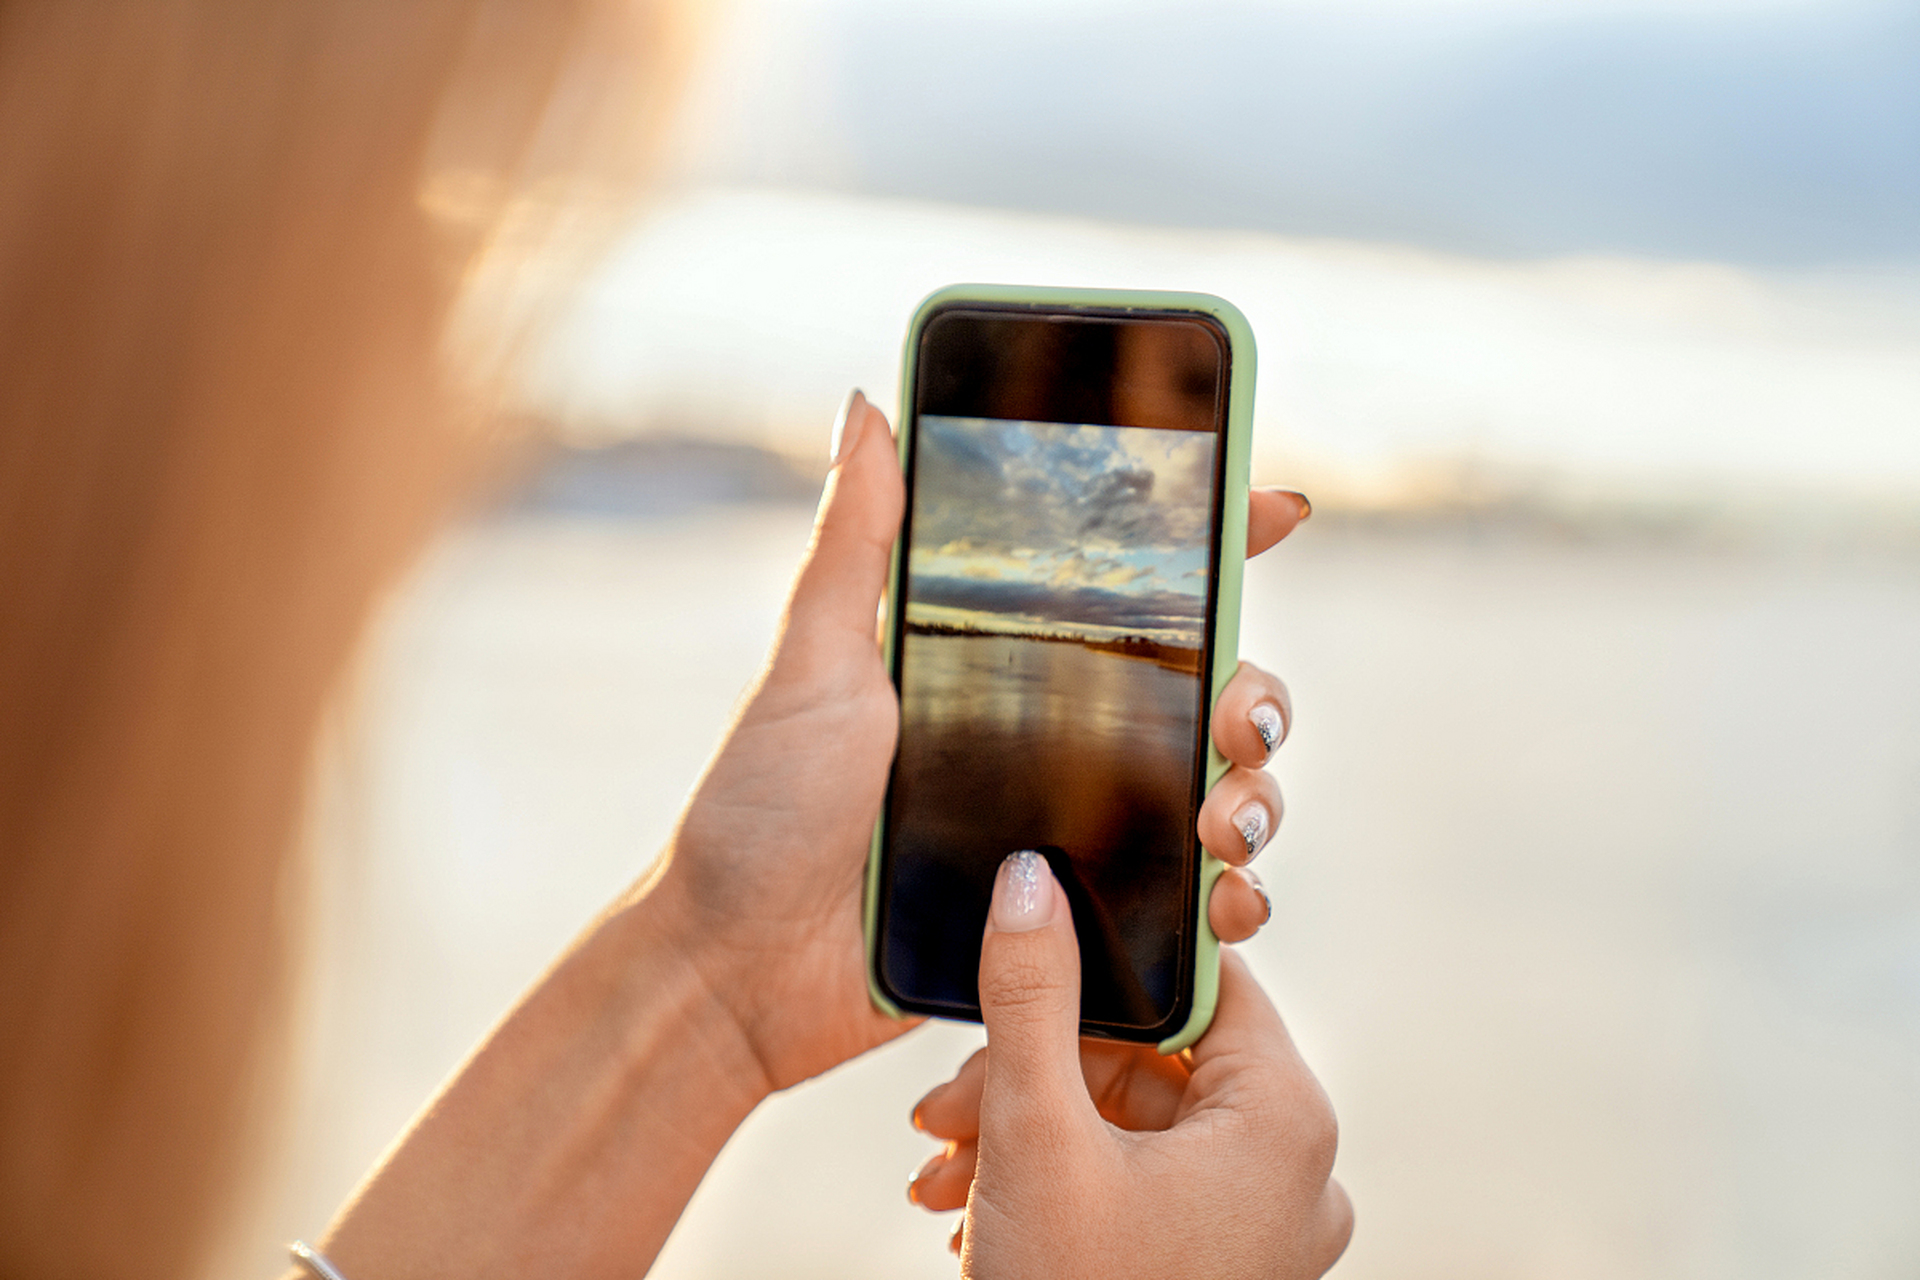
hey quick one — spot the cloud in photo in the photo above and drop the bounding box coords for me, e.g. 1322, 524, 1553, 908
907, 416, 1216, 644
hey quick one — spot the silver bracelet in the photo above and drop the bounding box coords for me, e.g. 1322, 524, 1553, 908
289, 1241, 351, 1280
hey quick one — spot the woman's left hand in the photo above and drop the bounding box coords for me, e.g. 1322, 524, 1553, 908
654, 391, 1310, 1094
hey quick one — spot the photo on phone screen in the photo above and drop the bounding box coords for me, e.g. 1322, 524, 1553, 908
875, 306, 1229, 1039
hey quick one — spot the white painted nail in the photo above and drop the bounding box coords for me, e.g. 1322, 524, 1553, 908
830, 388, 867, 466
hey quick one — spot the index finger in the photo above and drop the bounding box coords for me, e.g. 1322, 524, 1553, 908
1247, 488, 1311, 558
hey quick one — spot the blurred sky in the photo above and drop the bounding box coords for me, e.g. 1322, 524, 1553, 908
676, 0, 1920, 265
528, 0, 1920, 509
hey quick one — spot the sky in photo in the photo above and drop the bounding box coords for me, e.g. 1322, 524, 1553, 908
906, 416, 1217, 646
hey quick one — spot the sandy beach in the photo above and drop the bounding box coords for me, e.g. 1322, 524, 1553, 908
227, 497, 1920, 1279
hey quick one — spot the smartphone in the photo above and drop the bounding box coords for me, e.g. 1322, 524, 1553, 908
863, 285, 1255, 1052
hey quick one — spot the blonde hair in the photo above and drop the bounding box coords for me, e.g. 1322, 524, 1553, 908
0, 3, 686, 1275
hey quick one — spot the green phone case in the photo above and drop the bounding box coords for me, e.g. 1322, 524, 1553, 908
862, 283, 1256, 1056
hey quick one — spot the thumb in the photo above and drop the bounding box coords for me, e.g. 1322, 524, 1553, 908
977, 851, 1098, 1128
780, 390, 904, 663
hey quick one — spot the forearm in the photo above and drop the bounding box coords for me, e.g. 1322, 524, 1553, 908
307, 874, 769, 1280
289, 399, 918, 1277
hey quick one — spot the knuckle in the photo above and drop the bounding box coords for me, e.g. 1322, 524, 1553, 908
1328, 1185, 1356, 1247
1300, 1092, 1340, 1171
1236, 1064, 1339, 1175
978, 951, 1065, 1017
1317, 1183, 1357, 1271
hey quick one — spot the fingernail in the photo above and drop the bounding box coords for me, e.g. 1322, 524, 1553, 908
992, 849, 1053, 932
1252, 872, 1273, 924
1234, 802, 1271, 861
1251, 702, 1285, 756
907, 1150, 947, 1205
830, 388, 867, 466
1286, 490, 1312, 521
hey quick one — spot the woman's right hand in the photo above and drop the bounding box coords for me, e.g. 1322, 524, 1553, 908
907, 852, 1353, 1279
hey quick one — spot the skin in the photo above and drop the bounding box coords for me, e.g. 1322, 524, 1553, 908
306, 394, 1316, 1278
910, 866, 1354, 1278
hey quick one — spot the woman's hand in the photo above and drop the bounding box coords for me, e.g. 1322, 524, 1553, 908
307, 393, 1313, 1278
654, 391, 1311, 1092
908, 854, 1353, 1278
644, 391, 916, 1093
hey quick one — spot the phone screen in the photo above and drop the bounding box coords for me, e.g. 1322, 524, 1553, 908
875, 305, 1230, 1038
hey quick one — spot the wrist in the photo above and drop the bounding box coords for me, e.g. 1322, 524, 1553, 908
629, 833, 781, 1065
595, 867, 777, 1117
642, 811, 909, 1096
320, 861, 773, 1277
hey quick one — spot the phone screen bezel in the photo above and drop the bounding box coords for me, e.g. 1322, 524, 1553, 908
873, 300, 1235, 1042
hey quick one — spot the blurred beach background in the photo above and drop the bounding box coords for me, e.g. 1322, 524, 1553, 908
232, 0, 1919, 1276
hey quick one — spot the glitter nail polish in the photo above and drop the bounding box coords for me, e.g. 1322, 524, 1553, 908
993, 849, 1051, 930
1251, 703, 1284, 756
1235, 804, 1270, 861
